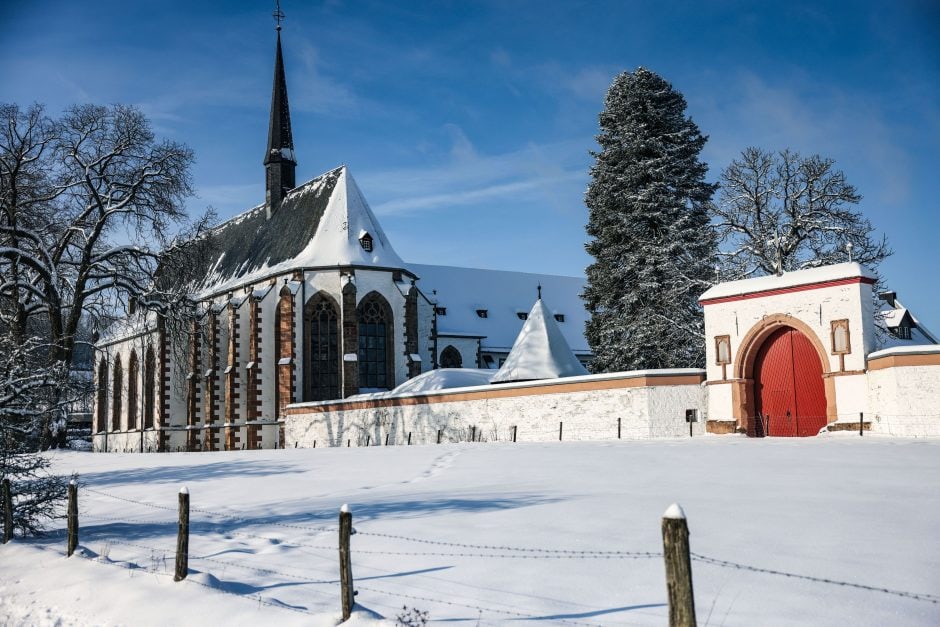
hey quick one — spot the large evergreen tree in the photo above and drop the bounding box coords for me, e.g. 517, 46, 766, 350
583, 68, 717, 371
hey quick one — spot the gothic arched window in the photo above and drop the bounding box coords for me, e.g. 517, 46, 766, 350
111, 355, 123, 432
440, 345, 463, 368
96, 358, 108, 433
305, 293, 341, 401
358, 292, 394, 390
144, 346, 156, 429
127, 350, 139, 430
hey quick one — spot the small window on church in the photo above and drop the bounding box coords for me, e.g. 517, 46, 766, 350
830, 320, 851, 354
517, 312, 528, 321
434, 306, 447, 316
554, 314, 565, 323
893, 324, 912, 340
715, 335, 731, 365
359, 232, 373, 252
476, 309, 488, 318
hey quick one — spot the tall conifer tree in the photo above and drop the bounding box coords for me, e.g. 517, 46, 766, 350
583, 68, 717, 371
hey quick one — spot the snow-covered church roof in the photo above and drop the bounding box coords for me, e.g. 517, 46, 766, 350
194, 165, 407, 295
409, 264, 590, 354
491, 298, 589, 383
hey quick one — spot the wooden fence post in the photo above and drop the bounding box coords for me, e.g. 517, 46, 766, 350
470, 426, 476, 442
339, 504, 355, 621
559, 421, 563, 441
618, 417, 621, 439
437, 429, 442, 444
407, 432, 412, 445
174, 487, 190, 581
512, 425, 517, 443
2, 478, 12, 544
385, 433, 390, 446
859, 412, 864, 437
67, 480, 78, 557
662, 503, 696, 627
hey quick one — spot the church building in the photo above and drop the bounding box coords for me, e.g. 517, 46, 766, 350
91, 23, 589, 452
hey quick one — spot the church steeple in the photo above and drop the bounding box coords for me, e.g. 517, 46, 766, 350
264, 2, 296, 218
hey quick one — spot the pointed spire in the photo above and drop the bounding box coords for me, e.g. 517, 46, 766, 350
264, 2, 296, 217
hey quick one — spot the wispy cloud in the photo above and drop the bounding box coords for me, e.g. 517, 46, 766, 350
695, 70, 915, 209
362, 127, 588, 216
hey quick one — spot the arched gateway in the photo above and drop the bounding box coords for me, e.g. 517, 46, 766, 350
752, 326, 827, 437
700, 263, 879, 438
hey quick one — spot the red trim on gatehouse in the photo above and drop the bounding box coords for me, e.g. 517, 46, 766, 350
699, 276, 875, 306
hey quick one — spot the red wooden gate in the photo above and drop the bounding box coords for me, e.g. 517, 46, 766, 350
753, 326, 827, 437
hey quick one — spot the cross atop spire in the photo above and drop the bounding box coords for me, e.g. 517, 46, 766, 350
273, 0, 284, 31
264, 2, 296, 217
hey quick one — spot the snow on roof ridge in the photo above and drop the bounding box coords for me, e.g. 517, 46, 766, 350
700, 262, 876, 303
868, 344, 940, 359
408, 261, 583, 281
491, 298, 588, 383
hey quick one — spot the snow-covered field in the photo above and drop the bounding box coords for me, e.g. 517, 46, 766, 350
1, 436, 938, 626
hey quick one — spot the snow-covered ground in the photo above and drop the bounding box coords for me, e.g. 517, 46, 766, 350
1, 436, 938, 626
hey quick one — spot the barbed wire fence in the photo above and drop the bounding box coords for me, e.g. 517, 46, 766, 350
3, 479, 939, 625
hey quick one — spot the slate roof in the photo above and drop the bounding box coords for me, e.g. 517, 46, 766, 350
189, 166, 407, 296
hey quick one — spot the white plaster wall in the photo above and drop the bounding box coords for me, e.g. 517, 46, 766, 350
868, 365, 940, 437
438, 336, 480, 369
284, 380, 707, 448
92, 329, 163, 452
706, 383, 734, 424
92, 429, 161, 453
831, 374, 870, 423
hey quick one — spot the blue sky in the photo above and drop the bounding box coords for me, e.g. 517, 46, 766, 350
2, 0, 939, 322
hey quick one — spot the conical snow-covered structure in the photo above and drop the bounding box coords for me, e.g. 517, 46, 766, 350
491, 297, 589, 383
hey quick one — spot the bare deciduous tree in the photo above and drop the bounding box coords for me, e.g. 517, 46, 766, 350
712, 147, 891, 279
2, 102, 212, 452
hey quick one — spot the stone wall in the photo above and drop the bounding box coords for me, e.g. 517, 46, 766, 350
866, 348, 940, 437
284, 370, 707, 448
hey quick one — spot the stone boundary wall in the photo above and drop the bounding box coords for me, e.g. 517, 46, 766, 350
284, 370, 707, 448
866, 348, 940, 437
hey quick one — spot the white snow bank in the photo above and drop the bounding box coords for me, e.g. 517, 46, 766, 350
388, 368, 496, 394
7, 440, 939, 626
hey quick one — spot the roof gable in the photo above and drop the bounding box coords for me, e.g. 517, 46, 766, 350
193, 166, 406, 295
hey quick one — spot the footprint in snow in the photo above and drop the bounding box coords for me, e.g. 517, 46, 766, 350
405, 450, 460, 484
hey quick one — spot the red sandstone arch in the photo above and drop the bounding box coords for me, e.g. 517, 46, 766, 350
730, 314, 837, 436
